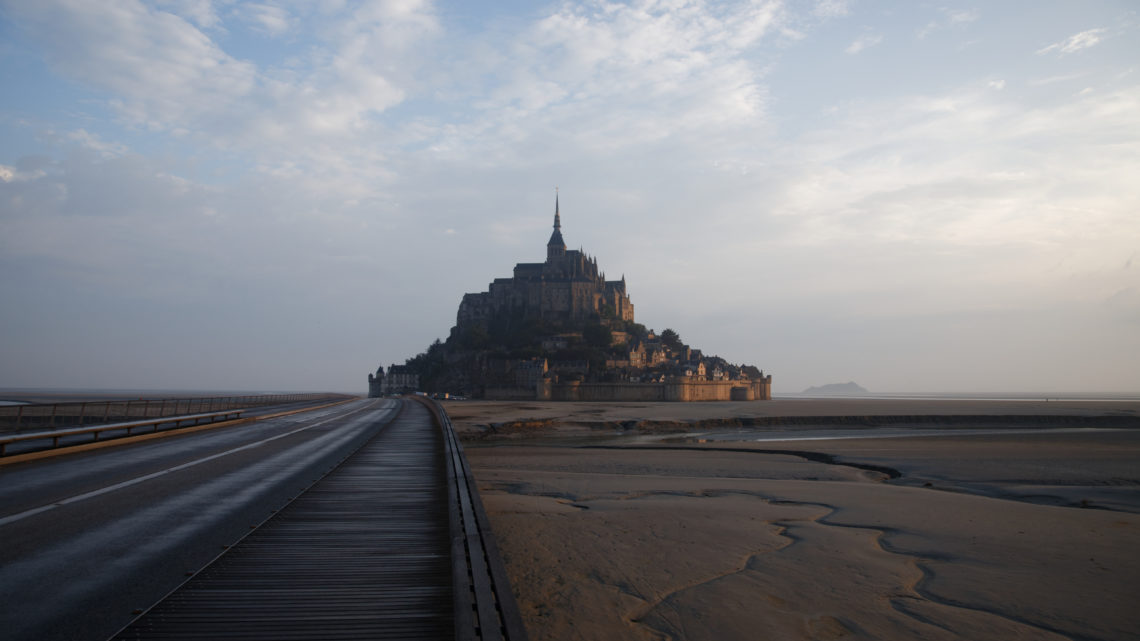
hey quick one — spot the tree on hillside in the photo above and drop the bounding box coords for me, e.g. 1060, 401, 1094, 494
583, 323, 613, 350
405, 339, 448, 390
660, 328, 682, 350
623, 322, 649, 339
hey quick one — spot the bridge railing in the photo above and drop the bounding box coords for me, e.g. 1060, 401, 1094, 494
0, 410, 247, 456
0, 393, 354, 431
414, 396, 529, 641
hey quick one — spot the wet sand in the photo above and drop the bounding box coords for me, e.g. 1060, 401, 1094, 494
445, 397, 1140, 437
453, 399, 1140, 641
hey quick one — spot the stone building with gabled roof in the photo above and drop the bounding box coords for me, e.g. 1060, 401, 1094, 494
367, 363, 421, 397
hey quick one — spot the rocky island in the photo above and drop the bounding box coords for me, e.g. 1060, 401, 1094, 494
369, 194, 771, 401
803, 381, 869, 395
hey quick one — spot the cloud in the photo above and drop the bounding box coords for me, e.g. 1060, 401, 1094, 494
5, 0, 257, 131
917, 7, 979, 38
66, 129, 129, 158
154, 0, 221, 29
1037, 28, 1107, 56
812, 0, 849, 19
771, 86, 1140, 252
691, 85, 1139, 385
237, 2, 295, 37
946, 9, 979, 25
414, 0, 782, 165
3, 1, 1138, 392
4, 0, 437, 179
1029, 72, 1089, 86
4, 0, 786, 206
0, 163, 48, 183
845, 34, 882, 54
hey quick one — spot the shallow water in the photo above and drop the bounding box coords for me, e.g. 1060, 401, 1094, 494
473, 426, 1140, 514
671, 426, 1128, 444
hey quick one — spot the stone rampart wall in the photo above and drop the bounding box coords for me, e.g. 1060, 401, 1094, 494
484, 386, 536, 401
537, 376, 772, 402
576, 382, 666, 402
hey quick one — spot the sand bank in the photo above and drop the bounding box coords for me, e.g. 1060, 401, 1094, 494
460, 400, 1140, 641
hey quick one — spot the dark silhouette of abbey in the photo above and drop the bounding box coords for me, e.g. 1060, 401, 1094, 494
369, 193, 771, 401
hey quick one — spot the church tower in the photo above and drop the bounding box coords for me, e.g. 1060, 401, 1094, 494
547, 191, 566, 261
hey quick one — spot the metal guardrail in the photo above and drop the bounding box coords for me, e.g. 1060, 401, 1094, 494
415, 396, 529, 641
0, 410, 245, 456
0, 393, 351, 431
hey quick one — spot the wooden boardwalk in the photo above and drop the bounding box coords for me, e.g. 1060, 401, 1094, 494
112, 398, 520, 640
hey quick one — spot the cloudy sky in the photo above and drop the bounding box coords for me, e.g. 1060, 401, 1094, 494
1, 0, 1137, 395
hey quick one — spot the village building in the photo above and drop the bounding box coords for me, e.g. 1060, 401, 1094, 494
367, 364, 420, 397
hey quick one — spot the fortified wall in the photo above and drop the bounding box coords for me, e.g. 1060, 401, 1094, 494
494, 375, 772, 402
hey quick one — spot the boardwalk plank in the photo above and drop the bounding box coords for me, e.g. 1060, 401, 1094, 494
112, 400, 452, 641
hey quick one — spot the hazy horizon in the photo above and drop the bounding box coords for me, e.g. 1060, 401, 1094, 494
2, 1, 1138, 395
3, 386, 1139, 402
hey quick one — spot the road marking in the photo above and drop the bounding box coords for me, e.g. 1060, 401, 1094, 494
0, 400, 391, 528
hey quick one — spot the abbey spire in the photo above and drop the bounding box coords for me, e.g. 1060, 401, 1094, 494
547, 189, 566, 260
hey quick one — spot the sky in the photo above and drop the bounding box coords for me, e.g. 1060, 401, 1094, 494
1, 0, 1138, 395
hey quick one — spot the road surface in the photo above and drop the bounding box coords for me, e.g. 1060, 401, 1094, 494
0, 397, 398, 641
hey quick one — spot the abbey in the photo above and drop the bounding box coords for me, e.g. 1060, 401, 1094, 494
369, 193, 771, 401
455, 194, 634, 332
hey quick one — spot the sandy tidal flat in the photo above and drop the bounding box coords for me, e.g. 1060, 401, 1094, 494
459, 400, 1140, 641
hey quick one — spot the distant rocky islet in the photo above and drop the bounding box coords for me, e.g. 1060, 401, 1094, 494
802, 382, 869, 395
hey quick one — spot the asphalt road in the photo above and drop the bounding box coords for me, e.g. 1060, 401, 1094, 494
0, 397, 350, 456
0, 397, 400, 641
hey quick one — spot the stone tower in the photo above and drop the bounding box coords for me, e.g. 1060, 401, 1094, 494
547, 191, 566, 261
